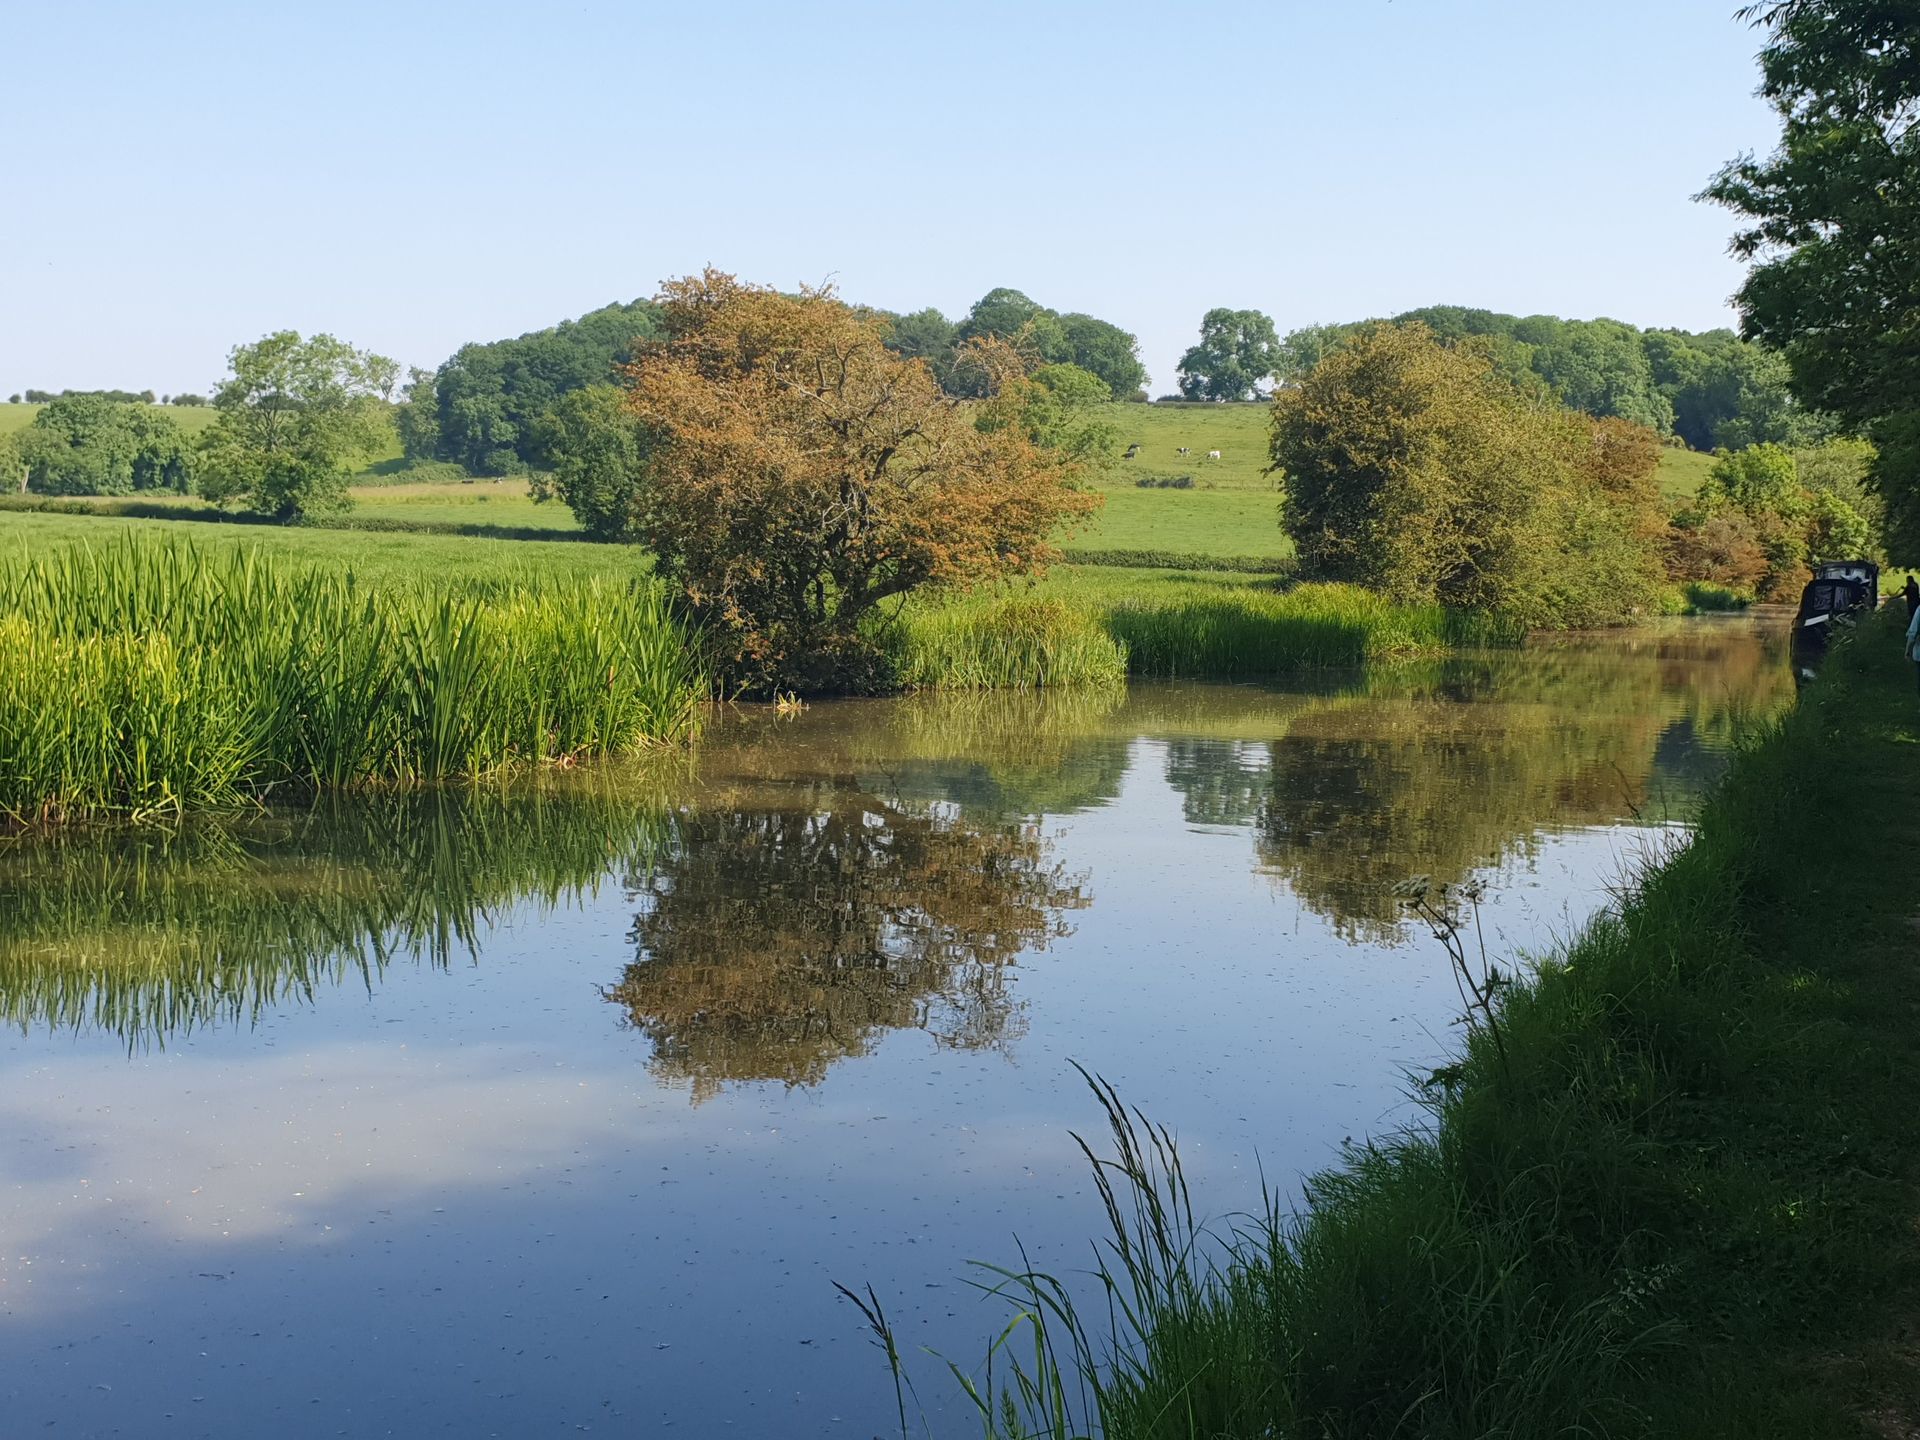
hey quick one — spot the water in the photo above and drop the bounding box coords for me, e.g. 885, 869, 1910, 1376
0, 618, 1791, 1437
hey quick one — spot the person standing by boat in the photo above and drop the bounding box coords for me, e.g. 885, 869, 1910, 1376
1907, 601, 1920, 694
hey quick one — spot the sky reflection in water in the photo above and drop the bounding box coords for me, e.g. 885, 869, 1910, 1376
0, 618, 1791, 1436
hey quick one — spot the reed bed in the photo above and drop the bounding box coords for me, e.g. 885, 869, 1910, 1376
1108, 581, 1523, 678
885, 597, 1128, 691
0, 537, 706, 823
1682, 580, 1755, 613
883, 583, 1520, 692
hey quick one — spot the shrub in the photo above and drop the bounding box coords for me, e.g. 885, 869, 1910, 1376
1272, 324, 1666, 627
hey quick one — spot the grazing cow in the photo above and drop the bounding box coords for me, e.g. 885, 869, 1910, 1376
1176, 446, 1190, 456
1123, 443, 1141, 459
1206, 449, 1221, 460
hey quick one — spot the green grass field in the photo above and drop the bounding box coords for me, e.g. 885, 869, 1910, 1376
0, 509, 632, 587
0, 399, 1718, 572
1656, 444, 1717, 502
344, 478, 581, 530
0, 508, 1280, 599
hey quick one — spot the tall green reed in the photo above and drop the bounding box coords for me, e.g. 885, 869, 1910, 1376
885, 598, 1129, 691
1110, 582, 1522, 679
0, 537, 707, 823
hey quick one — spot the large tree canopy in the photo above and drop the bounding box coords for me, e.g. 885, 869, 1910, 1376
1177, 308, 1282, 401
5, 395, 194, 496
1280, 306, 1821, 450
1271, 323, 1668, 626
429, 299, 664, 475
1705, 0, 1920, 555
880, 289, 1147, 400
619, 270, 1100, 691
198, 331, 396, 520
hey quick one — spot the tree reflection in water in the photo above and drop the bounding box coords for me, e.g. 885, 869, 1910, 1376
0, 620, 1792, 1055
1205, 633, 1791, 940
603, 782, 1090, 1100
0, 782, 675, 1045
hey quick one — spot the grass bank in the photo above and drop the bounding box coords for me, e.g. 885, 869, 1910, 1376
893, 614, 1920, 1436
0, 538, 705, 824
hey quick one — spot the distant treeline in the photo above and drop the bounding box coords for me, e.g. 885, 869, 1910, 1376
398, 288, 1150, 478
1279, 307, 1823, 452
396, 299, 666, 477
3, 393, 195, 495
8, 389, 206, 407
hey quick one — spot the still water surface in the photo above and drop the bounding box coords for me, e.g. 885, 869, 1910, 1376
0, 619, 1790, 1437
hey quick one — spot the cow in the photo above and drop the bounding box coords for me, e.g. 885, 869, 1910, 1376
1123, 443, 1141, 459
1206, 449, 1222, 460
1176, 446, 1190, 456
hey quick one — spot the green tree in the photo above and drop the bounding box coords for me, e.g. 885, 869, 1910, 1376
1057, 312, 1147, 400
432, 298, 663, 475
531, 384, 647, 541
1274, 324, 1344, 383
1024, 363, 1121, 466
1702, 443, 1805, 519
1529, 319, 1674, 433
1795, 435, 1879, 524
956, 288, 1070, 361
394, 367, 441, 463
9, 394, 193, 495
1691, 443, 1812, 595
1705, 0, 1920, 553
198, 331, 395, 520
1177, 308, 1281, 401
884, 307, 961, 390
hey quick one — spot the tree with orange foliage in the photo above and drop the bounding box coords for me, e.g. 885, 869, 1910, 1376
620, 270, 1100, 691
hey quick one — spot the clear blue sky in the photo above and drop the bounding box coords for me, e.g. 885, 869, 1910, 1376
0, 1, 1780, 397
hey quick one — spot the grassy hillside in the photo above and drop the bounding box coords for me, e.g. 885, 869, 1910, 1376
1656, 445, 1717, 502
1107, 403, 1274, 488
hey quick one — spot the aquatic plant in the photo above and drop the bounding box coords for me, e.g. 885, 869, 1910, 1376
884, 596, 1128, 691
0, 537, 706, 822
1108, 582, 1523, 678
1682, 580, 1754, 613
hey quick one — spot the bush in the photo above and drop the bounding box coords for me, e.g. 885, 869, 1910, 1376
1684, 580, 1754, 612
1272, 324, 1666, 627
531, 384, 646, 541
